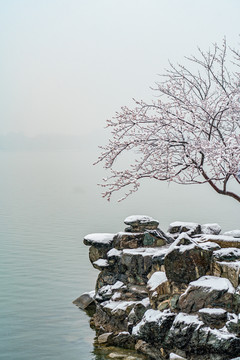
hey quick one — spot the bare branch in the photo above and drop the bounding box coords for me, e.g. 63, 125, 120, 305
96, 38, 240, 203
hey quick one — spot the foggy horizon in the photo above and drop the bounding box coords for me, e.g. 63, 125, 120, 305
1, 0, 240, 139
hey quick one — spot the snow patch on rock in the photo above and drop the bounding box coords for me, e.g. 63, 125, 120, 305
124, 215, 159, 225
223, 230, 240, 238
188, 275, 235, 294
93, 259, 109, 267
147, 271, 167, 291
84, 233, 115, 245
107, 248, 122, 257
199, 308, 227, 315
201, 223, 221, 235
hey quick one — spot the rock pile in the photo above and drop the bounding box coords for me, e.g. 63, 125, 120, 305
74, 215, 240, 360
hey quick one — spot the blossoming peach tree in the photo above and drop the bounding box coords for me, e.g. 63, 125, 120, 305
96, 39, 240, 203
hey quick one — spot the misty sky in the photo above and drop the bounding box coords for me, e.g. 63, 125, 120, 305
0, 0, 240, 137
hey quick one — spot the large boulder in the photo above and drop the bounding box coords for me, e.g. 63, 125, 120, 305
164, 234, 212, 285
179, 276, 235, 313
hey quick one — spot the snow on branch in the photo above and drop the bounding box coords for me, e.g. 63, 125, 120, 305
95, 39, 240, 203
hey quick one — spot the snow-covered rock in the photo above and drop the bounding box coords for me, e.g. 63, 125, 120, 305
84, 233, 115, 246
79, 215, 240, 359
213, 248, 240, 261
147, 271, 168, 292
197, 241, 221, 251
147, 271, 170, 309
164, 235, 212, 284
212, 260, 240, 288
168, 221, 201, 237
201, 223, 221, 235
169, 353, 186, 360
179, 276, 235, 313
132, 309, 175, 344
95, 281, 125, 301
198, 308, 228, 329
165, 311, 240, 358
93, 258, 109, 270
224, 230, 240, 238
124, 215, 159, 232
198, 234, 240, 248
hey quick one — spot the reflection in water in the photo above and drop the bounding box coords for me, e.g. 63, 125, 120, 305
93, 343, 148, 360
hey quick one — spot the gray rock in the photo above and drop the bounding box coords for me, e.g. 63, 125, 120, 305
73, 290, 95, 311
89, 245, 111, 265
164, 312, 240, 358
111, 332, 135, 350
211, 260, 240, 288
120, 249, 154, 285
132, 309, 175, 345
164, 235, 212, 284
98, 332, 113, 344
96, 269, 120, 292
226, 313, 240, 335
128, 301, 149, 326
113, 232, 145, 250
92, 300, 136, 333
198, 308, 227, 329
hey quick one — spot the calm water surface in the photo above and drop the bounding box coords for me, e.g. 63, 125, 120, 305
0, 151, 239, 360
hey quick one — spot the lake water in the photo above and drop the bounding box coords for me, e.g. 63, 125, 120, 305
0, 150, 239, 360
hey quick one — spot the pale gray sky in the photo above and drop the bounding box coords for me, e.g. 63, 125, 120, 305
0, 0, 240, 137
